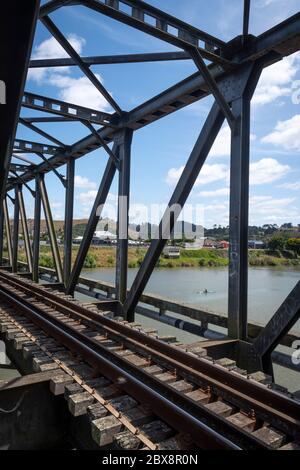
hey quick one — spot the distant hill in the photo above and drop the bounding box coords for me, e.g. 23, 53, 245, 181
17, 218, 204, 240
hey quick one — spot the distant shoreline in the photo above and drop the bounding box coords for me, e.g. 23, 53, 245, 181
5, 246, 300, 270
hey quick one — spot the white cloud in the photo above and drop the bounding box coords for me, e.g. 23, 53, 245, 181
209, 126, 231, 157
166, 158, 288, 188
199, 187, 230, 198
28, 35, 112, 110
200, 192, 299, 226
206, 125, 256, 158
261, 115, 300, 152
48, 73, 111, 110
75, 175, 97, 190
278, 181, 300, 190
249, 195, 298, 222
166, 163, 229, 186
50, 201, 63, 209
253, 52, 300, 105
250, 158, 290, 185
77, 190, 97, 206
28, 35, 86, 83
189, 162, 229, 186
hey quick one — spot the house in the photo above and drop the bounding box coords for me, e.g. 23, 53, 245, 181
94, 230, 116, 240
217, 240, 229, 249
203, 238, 216, 248
163, 246, 181, 258
184, 237, 205, 249
248, 240, 265, 249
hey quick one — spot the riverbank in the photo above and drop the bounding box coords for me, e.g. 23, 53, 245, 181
6, 246, 300, 269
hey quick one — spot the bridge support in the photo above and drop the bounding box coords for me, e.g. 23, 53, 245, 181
18, 186, 33, 273
0, 372, 70, 450
3, 198, 13, 267
228, 65, 262, 340
63, 158, 75, 285
0, 204, 3, 265
115, 129, 133, 305
32, 175, 41, 283
67, 152, 118, 295
228, 97, 251, 340
39, 175, 63, 283
12, 186, 20, 273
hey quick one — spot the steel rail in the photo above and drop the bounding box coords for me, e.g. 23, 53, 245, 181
0, 281, 241, 450
0, 270, 299, 439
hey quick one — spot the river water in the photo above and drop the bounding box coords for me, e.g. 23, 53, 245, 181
79, 266, 300, 392
82, 266, 300, 329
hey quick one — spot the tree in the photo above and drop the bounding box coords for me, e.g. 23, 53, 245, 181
268, 236, 286, 251
286, 238, 300, 254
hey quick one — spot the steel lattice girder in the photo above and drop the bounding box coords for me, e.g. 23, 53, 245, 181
14, 139, 62, 155
7, 11, 300, 191
22, 91, 116, 126
40, 0, 228, 66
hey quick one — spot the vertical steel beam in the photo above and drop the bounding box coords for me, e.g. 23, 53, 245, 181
32, 175, 41, 283
123, 102, 225, 321
18, 186, 33, 272
243, 0, 251, 38
228, 97, 250, 340
0, 203, 3, 265
3, 198, 13, 266
63, 158, 75, 285
0, 0, 40, 206
115, 129, 133, 305
39, 175, 63, 283
12, 186, 20, 272
67, 154, 117, 295
227, 64, 262, 340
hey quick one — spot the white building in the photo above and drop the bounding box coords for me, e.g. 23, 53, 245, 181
93, 230, 117, 240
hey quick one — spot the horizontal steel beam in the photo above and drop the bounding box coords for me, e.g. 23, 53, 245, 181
22, 116, 77, 123
29, 51, 191, 67
84, 0, 231, 66
41, 0, 225, 51
14, 139, 61, 155
22, 91, 116, 126
39, 0, 80, 17
7, 12, 300, 190
239, 11, 300, 62
9, 163, 32, 172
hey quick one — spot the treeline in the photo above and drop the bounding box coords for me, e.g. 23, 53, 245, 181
205, 223, 300, 241
268, 236, 300, 254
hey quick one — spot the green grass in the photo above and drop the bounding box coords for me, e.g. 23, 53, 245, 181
3, 246, 300, 270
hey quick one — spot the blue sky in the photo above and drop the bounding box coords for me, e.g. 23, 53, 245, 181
11, 0, 300, 228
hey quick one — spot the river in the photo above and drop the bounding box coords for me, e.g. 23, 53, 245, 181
82, 266, 300, 329
79, 266, 300, 392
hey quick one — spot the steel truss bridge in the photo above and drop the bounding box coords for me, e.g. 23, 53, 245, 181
0, 0, 300, 451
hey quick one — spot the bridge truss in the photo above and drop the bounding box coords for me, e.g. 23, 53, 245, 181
1, 0, 300, 373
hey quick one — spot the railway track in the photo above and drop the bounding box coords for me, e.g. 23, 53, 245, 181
0, 270, 299, 450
